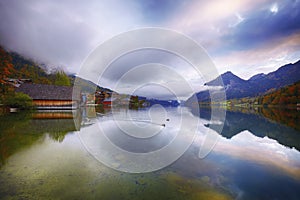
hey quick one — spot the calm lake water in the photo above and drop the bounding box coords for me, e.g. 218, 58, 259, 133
0, 106, 300, 200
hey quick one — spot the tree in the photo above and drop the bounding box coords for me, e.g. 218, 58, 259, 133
54, 71, 71, 86
4, 92, 33, 109
0, 47, 14, 83
0, 47, 15, 97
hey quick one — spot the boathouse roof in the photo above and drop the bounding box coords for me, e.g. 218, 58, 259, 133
16, 83, 81, 101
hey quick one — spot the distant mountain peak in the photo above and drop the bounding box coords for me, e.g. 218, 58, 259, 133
222, 71, 244, 80
223, 71, 235, 75
248, 73, 265, 81
187, 59, 300, 102
205, 71, 245, 86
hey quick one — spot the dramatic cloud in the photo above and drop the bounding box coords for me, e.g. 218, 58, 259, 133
213, 31, 300, 79
0, 0, 143, 71
0, 0, 300, 98
220, 0, 300, 51
168, 0, 300, 78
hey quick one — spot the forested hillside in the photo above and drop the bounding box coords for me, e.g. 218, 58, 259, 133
0, 45, 70, 86
0, 46, 72, 109
192, 60, 300, 102
227, 81, 300, 107
258, 81, 300, 105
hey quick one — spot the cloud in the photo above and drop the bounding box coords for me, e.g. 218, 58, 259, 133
168, 0, 300, 53
97, 49, 205, 100
137, 0, 186, 24
168, 0, 270, 49
213, 31, 300, 79
166, 0, 300, 79
221, 0, 300, 52
0, 0, 300, 98
0, 0, 143, 72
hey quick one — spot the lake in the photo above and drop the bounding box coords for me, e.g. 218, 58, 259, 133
0, 106, 300, 200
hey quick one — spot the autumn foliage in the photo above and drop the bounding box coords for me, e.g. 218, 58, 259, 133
258, 81, 300, 106
228, 81, 300, 107
0, 46, 72, 87
0, 46, 72, 107
0, 47, 14, 84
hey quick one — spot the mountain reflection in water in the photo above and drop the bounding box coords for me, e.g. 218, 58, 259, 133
195, 107, 300, 151
0, 106, 300, 199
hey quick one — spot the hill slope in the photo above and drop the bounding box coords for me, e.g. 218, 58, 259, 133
192, 60, 300, 102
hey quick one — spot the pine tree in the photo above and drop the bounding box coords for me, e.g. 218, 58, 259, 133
54, 71, 71, 86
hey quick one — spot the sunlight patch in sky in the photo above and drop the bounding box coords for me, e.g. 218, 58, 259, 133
0, 0, 299, 96
270, 3, 278, 13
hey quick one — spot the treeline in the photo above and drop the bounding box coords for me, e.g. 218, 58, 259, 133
226, 105, 300, 131
0, 45, 71, 87
260, 107, 300, 131
0, 45, 71, 110
258, 81, 299, 105
227, 81, 300, 107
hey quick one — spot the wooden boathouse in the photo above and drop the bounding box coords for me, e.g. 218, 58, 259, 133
16, 83, 81, 109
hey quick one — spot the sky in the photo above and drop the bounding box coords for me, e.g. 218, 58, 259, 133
0, 0, 300, 99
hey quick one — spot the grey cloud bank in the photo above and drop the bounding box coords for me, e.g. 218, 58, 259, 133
1, 0, 300, 89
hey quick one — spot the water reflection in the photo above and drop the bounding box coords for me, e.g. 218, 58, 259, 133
0, 106, 300, 199
78, 106, 199, 173
191, 107, 300, 179
0, 110, 81, 166
196, 107, 300, 151
0, 108, 233, 199
0, 107, 111, 166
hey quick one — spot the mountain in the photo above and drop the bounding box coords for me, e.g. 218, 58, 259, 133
248, 73, 265, 81
205, 71, 251, 99
206, 71, 246, 86
194, 108, 300, 150
141, 98, 180, 107
191, 60, 300, 102
242, 80, 300, 106
69, 75, 113, 93
1, 45, 52, 84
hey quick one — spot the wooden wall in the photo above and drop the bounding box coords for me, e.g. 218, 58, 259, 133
33, 100, 77, 107
32, 112, 74, 119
